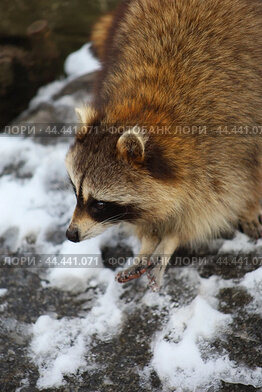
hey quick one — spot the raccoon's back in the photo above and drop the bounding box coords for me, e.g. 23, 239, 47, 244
95, 0, 262, 126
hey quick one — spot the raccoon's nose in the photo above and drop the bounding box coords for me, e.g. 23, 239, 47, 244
66, 227, 80, 243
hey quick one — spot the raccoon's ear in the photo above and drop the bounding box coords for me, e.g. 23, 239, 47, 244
75, 106, 97, 124
116, 126, 147, 165
75, 106, 98, 141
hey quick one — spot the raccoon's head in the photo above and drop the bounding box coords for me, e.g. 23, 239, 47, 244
65, 107, 176, 243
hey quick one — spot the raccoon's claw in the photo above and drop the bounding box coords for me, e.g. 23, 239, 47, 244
116, 267, 147, 283
116, 262, 150, 283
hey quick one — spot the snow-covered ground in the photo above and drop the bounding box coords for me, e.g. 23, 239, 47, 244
1, 44, 262, 391
64, 43, 100, 77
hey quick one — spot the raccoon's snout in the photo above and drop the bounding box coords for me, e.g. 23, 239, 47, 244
66, 227, 80, 243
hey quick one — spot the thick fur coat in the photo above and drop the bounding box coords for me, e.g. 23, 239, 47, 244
66, 0, 262, 290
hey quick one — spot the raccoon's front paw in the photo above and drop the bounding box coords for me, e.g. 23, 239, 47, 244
238, 213, 262, 240
116, 261, 150, 283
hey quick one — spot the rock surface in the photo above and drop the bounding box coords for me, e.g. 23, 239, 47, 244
1, 259, 262, 391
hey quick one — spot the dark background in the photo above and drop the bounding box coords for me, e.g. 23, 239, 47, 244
0, 0, 120, 125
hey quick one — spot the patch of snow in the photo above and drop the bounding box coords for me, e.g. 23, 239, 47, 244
241, 267, 262, 313
30, 270, 123, 389
0, 303, 8, 312
64, 43, 100, 77
47, 233, 106, 293
219, 232, 262, 254
150, 273, 262, 391
152, 298, 231, 388
0, 288, 7, 297
30, 315, 87, 389
15, 378, 30, 392
0, 137, 72, 253
29, 79, 68, 109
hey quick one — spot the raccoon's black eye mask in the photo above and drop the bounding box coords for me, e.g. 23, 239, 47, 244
86, 195, 141, 223
68, 175, 141, 224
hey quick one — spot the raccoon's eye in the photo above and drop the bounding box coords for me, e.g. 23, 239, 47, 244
94, 201, 106, 210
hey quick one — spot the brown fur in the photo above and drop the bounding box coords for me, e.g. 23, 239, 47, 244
66, 0, 262, 290
90, 12, 114, 61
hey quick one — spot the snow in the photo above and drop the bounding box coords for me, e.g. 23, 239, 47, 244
1, 43, 262, 391
219, 232, 262, 254
0, 288, 7, 297
30, 269, 123, 389
15, 378, 30, 392
150, 278, 262, 391
29, 80, 68, 109
0, 137, 72, 253
46, 235, 104, 293
241, 267, 262, 314
64, 43, 100, 77
31, 315, 87, 388
152, 297, 231, 390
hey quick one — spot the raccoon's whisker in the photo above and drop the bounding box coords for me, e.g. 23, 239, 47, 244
82, 213, 132, 239
102, 210, 139, 225
101, 212, 130, 225
81, 213, 129, 240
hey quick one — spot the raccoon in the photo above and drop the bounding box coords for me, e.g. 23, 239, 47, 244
66, 0, 262, 291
